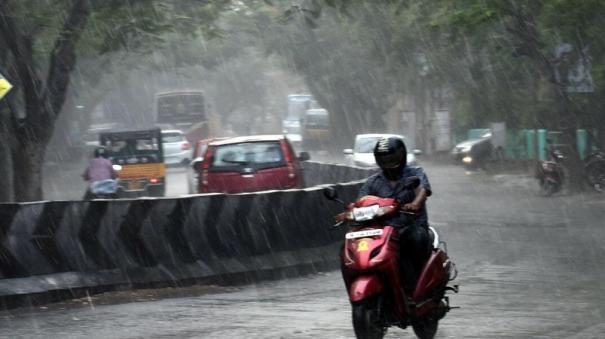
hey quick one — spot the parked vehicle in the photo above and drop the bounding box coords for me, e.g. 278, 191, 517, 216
100, 128, 166, 197
450, 132, 494, 169
537, 145, 565, 196
585, 150, 605, 193
190, 135, 310, 194
323, 181, 457, 339
161, 130, 192, 166
344, 134, 420, 168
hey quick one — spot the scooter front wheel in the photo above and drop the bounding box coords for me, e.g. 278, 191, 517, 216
541, 180, 558, 197
412, 318, 438, 339
352, 296, 386, 339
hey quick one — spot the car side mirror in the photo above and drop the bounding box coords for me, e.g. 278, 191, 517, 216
298, 151, 310, 161
191, 157, 204, 171
343, 149, 354, 155
412, 149, 423, 156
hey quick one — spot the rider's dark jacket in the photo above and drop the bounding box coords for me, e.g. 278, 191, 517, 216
357, 166, 432, 228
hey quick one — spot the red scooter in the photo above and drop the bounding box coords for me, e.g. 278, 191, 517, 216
324, 180, 457, 339
537, 146, 565, 196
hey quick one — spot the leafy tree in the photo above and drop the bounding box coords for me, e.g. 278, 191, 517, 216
0, 0, 229, 201
265, 0, 605, 186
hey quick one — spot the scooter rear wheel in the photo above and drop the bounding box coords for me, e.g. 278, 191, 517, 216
412, 318, 438, 339
352, 296, 385, 339
541, 180, 558, 197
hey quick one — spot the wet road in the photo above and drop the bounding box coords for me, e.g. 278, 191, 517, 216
15, 163, 605, 338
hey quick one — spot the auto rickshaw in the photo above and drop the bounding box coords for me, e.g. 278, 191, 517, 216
100, 128, 166, 197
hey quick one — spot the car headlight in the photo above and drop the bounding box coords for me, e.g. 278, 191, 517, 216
462, 156, 473, 164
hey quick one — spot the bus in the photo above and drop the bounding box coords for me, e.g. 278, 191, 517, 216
286, 94, 319, 120
302, 108, 330, 150
155, 90, 210, 144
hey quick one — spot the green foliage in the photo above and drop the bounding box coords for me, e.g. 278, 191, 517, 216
254, 0, 605, 140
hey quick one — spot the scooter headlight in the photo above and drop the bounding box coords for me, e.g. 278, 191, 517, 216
112, 164, 123, 171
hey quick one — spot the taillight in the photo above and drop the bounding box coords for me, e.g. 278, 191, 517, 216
200, 146, 212, 191
287, 163, 296, 178
280, 141, 296, 179
150, 178, 159, 184
181, 142, 191, 151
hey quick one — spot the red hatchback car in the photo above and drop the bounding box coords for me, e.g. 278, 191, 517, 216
191, 135, 310, 193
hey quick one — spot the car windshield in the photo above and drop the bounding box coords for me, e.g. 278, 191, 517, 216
106, 137, 160, 156
163, 132, 184, 143
355, 137, 380, 153
211, 142, 285, 169
304, 113, 329, 128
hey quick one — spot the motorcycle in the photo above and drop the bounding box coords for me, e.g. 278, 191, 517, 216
85, 179, 119, 199
324, 178, 457, 339
585, 151, 605, 193
537, 146, 565, 197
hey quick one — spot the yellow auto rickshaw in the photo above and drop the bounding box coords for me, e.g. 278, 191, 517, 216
100, 128, 166, 197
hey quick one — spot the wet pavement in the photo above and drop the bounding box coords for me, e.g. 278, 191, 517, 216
10, 162, 605, 338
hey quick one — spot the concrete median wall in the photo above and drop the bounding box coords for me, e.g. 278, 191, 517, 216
0, 162, 375, 303
303, 161, 377, 187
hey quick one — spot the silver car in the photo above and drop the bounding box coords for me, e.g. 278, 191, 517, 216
344, 133, 420, 167
162, 130, 192, 166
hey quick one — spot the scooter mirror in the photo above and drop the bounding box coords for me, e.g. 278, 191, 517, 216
323, 187, 338, 200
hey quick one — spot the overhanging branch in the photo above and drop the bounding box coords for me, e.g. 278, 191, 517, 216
41, 0, 93, 135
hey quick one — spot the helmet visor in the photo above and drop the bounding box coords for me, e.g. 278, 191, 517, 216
376, 152, 405, 169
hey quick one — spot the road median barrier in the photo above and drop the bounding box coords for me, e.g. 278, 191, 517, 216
0, 161, 374, 308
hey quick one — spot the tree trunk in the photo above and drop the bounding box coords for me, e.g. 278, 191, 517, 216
0, 126, 14, 202
506, 3, 584, 190
12, 140, 46, 202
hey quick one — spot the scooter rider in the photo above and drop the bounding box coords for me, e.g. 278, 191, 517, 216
357, 136, 432, 293
82, 147, 117, 199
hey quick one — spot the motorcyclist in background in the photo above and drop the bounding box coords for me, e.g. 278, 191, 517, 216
357, 137, 432, 293
82, 147, 117, 199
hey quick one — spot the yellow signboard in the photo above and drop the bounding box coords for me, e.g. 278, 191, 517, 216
0, 74, 12, 100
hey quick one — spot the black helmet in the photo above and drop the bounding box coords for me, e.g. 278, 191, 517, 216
94, 146, 107, 158
374, 137, 407, 180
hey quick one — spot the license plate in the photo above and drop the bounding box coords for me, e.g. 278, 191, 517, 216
346, 229, 383, 239
128, 181, 142, 190
352, 205, 380, 221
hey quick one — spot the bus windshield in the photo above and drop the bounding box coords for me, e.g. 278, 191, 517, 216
304, 110, 329, 128
156, 92, 206, 125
